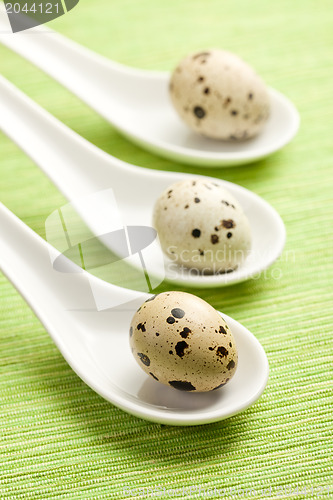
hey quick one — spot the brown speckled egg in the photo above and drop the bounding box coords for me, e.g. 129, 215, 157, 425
153, 179, 251, 274
129, 291, 238, 392
170, 49, 270, 140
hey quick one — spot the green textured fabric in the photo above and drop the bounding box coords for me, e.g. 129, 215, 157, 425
1, 0, 333, 498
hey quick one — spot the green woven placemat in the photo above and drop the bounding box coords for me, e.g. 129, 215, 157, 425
1, 0, 332, 498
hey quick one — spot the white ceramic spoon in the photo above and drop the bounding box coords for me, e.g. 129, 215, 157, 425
0, 76, 286, 288
0, 202, 269, 425
0, 8, 299, 167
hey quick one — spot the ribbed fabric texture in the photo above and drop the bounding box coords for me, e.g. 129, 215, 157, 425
0, 0, 332, 498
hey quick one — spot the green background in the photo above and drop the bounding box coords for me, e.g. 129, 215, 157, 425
1, 0, 332, 498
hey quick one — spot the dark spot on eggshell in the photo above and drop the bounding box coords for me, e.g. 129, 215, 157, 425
223, 97, 231, 108
229, 342, 232, 347
208, 346, 215, 351
219, 325, 227, 334
171, 308, 185, 319
221, 200, 230, 206
213, 379, 229, 390
192, 181, 197, 186
175, 341, 189, 358
199, 249, 204, 256
227, 359, 236, 370
137, 323, 146, 332
156, 332, 160, 337
166, 316, 176, 324
216, 346, 228, 358
137, 353, 150, 366
129, 327, 133, 337
194, 197, 200, 203
248, 92, 253, 100
204, 184, 212, 190
184, 204, 189, 209
149, 372, 159, 381
222, 219, 235, 229
169, 380, 196, 391
203, 87, 210, 94
193, 106, 206, 119
211, 234, 219, 244
169, 350, 173, 355
192, 229, 201, 238
227, 232, 233, 239
198, 76, 205, 82
180, 327, 191, 339
231, 110, 238, 116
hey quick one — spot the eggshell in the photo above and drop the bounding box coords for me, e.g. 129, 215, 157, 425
169, 49, 270, 140
153, 179, 251, 274
130, 291, 238, 392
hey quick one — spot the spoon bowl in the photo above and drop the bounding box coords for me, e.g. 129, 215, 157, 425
0, 8, 300, 167
0, 76, 286, 288
0, 203, 269, 425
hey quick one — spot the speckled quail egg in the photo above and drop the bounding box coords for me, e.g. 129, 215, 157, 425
153, 179, 251, 274
129, 291, 238, 392
169, 49, 270, 140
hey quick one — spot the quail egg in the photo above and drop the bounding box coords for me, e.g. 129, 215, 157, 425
153, 179, 251, 274
130, 291, 238, 392
169, 49, 270, 140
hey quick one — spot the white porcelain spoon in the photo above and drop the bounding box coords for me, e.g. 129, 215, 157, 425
0, 8, 299, 167
0, 202, 269, 425
0, 76, 286, 288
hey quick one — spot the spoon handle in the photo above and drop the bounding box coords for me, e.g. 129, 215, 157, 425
0, 5, 130, 115
0, 75, 130, 200
0, 5, 157, 125
0, 202, 85, 313
0, 203, 141, 316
